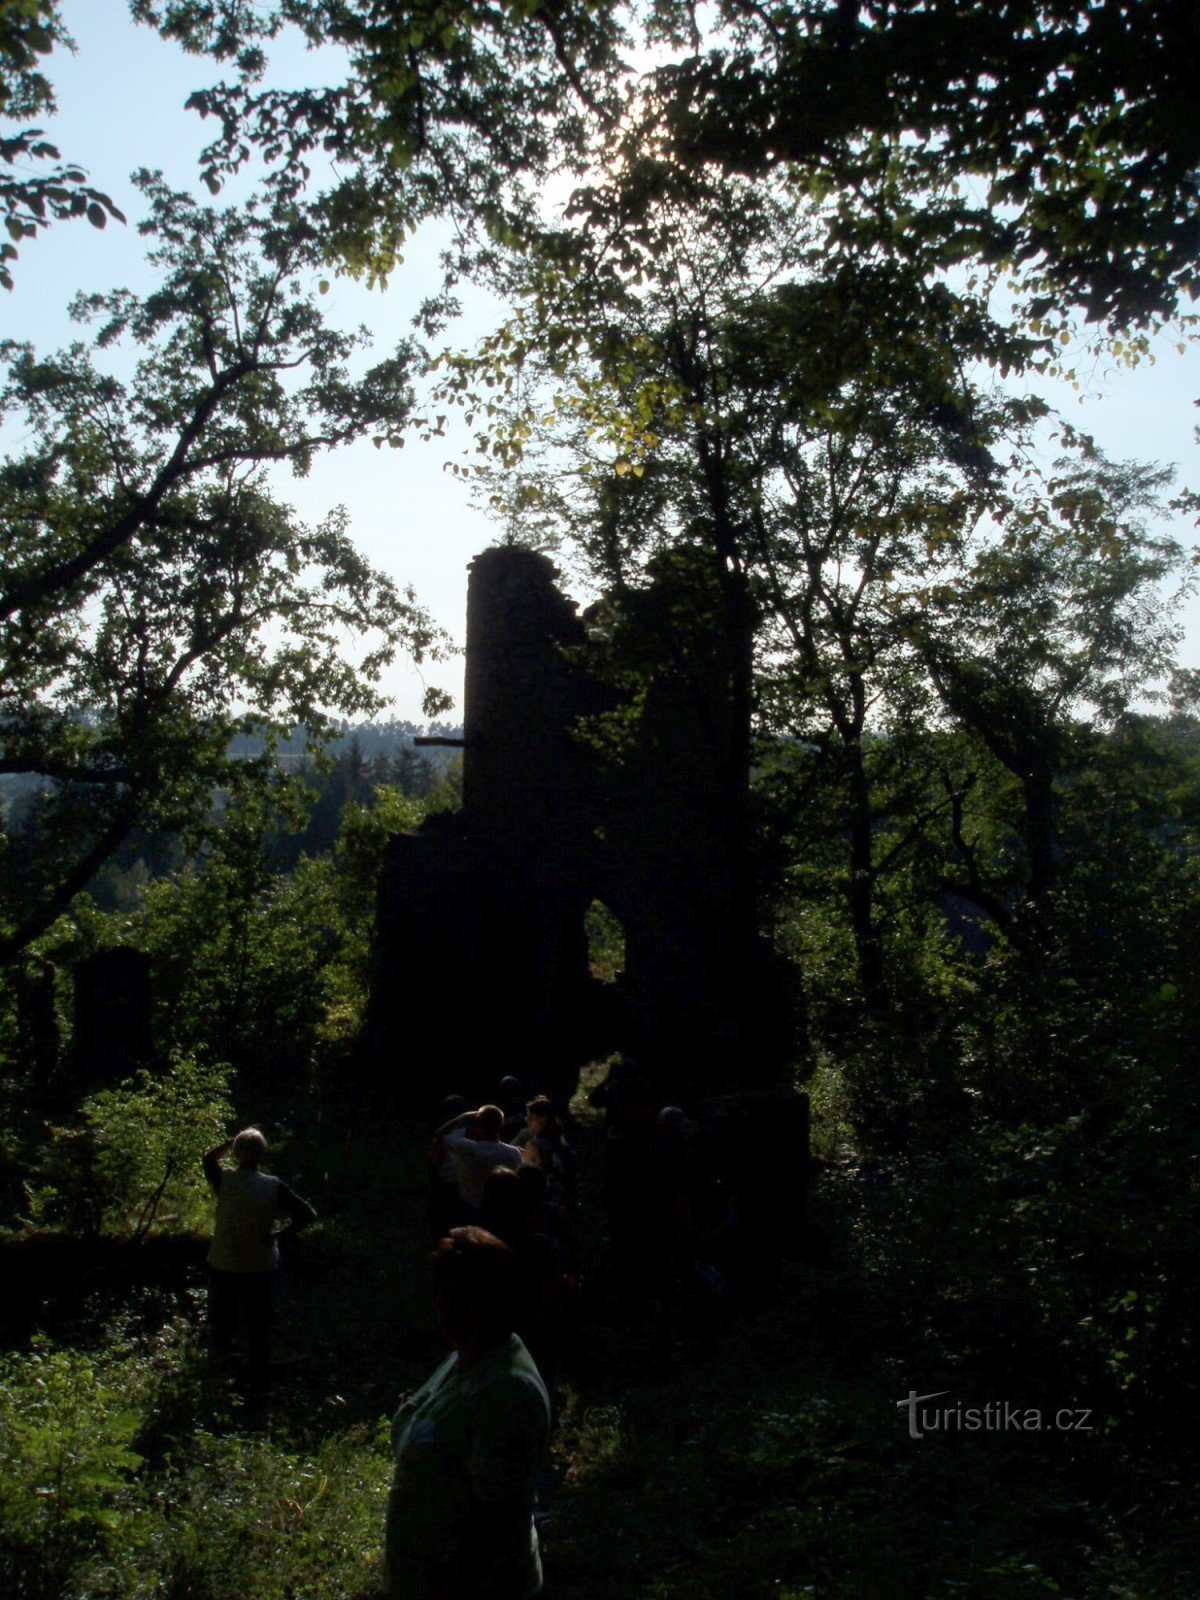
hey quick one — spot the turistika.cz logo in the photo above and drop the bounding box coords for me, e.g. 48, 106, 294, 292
897, 1390, 1094, 1439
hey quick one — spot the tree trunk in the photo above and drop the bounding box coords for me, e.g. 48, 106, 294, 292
1022, 754, 1057, 904
0, 801, 138, 966
844, 739, 888, 1016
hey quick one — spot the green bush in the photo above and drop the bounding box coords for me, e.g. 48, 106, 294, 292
27, 1056, 233, 1239
131, 781, 427, 1083
0, 1326, 392, 1600
0, 1338, 144, 1597
129, 1424, 392, 1600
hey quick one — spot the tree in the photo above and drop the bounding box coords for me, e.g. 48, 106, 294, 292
0, 174, 444, 962
128, 1, 1200, 337
464, 177, 1005, 1006
0, 2, 123, 289
125, 771, 426, 1081
468, 174, 1189, 1014
128, 0, 626, 285
909, 443, 1185, 929
636, 0, 1200, 333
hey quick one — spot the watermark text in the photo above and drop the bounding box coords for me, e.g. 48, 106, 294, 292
897, 1390, 1093, 1439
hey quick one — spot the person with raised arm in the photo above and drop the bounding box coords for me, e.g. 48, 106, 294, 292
202, 1127, 316, 1380
436, 1103, 523, 1216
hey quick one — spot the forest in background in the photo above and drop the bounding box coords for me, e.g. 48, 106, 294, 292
3, 1, 1200, 1596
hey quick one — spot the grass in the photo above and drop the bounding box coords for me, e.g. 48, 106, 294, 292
547, 1250, 1194, 1600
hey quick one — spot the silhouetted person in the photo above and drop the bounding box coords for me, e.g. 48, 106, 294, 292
498, 1075, 528, 1142
384, 1227, 551, 1599
436, 1103, 523, 1216
590, 1056, 661, 1154
589, 1057, 661, 1268
516, 1163, 571, 1259
514, 1095, 578, 1208
429, 1094, 470, 1239
480, 1166, 531, 1248
203, 1127, 316, 1380
480, 1169, 572, 1401
650, 1108, 733, 1305
650, 1105, 695, 1261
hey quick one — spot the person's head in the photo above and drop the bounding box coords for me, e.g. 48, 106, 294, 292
656, 1110, 688, 1155
472, 1104, 505, 1142
231, 1127, 268, 1167
524, 1095, 558, 1137
497, 1075, 524, 1108
589, 1054, 646, 1109
439, 1094, 469, 1125
516, 1163, 548, 1209
432, 1226, 518, 1350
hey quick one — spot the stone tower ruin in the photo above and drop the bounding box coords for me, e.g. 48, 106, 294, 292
367, 546, 792, 1106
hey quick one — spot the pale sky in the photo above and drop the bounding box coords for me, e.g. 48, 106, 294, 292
5, 1, 1199, 722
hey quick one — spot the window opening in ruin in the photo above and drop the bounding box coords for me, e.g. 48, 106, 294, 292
585, 900, 626, 984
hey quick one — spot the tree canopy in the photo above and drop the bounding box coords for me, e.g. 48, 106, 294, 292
463, 172, 1190, 1014
0, 1, 123, 289
649, 0, 1200, 329
0, 175, 442, 961
105, 0, 1200, 338
128, 0, 627, 284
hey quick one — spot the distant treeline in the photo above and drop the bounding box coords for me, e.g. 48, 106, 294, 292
261, 730, 462, 875
226, 717, 463, 763
2, 721, 463, 915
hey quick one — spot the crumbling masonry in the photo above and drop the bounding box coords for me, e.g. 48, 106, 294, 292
367, 547, 793, 1106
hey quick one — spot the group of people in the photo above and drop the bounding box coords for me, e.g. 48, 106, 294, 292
200, 1085, 579, 1599
201, 1063, 738, 1599
429, 1085, 578, 1224
428, 1087, 580, 1399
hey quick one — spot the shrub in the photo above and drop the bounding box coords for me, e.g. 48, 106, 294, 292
134, 1424, 392, 1600
0, 1338, 144, 1597
27, 1056, 233, 1239
0, 1327, 392, 1600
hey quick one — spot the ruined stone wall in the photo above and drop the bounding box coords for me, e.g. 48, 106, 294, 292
368, 545, 792, 1107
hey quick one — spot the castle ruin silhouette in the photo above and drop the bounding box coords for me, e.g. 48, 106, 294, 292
367, 546, 793, 1104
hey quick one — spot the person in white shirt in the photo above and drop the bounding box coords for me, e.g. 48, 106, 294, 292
436, 1104, 524, 1214
202, 1127, 316, 1378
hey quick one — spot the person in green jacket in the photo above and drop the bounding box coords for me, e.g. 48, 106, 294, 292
384, 1226, 551, 1600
